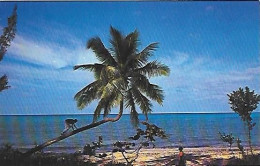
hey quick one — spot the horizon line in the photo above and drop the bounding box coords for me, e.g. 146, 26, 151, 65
1, 111, 260, 116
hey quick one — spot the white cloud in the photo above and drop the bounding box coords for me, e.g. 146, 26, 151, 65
7, 35, 98, 69
171, 51, 189, 65
0, 60, 94, 89
152, 50, 260, 103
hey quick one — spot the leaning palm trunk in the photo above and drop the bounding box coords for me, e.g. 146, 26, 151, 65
23, 100, 123, 157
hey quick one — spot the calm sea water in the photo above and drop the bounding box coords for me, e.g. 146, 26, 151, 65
0, 113, 259, 153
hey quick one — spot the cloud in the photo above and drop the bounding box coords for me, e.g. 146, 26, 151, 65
171, 51, 189, 65
0, 60, 93, 89
152, 50, 260, 103
7, 34, 98, 69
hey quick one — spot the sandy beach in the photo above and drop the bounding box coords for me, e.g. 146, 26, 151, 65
79, 146, 260, 165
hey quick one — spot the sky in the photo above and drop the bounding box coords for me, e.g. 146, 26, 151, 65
0, 2, 259, 115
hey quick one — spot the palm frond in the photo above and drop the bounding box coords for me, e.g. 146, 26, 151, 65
94, 92, 121, 122
93, 99, 104, 122
0, 5, 17, 61
130, 74, 164, 105
131, 87, 152, 120
100, 65, 119, 84
135, 61, 170, 77
125, 30, 139, 55
74, 80, 102, 110
100, 82, 115, 99
136, 43, 158, 64
87, 37, 116, 65
130, 109, 139, 128
109, 26, 123, 63
103, 100, 111, 118
73, 63, 104, 80
125, 90, 139, 127
124, 42, 158, 69
103, 92, 121, 118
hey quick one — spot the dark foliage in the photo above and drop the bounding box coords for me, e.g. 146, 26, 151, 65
0, 144, 96, 166
0, 5, 17, 92
83, 136, 103, 156
227, 86, 260, 154
0, 5, 17, 61
228, 87, 260, 122
112, 122, 167, 165
219, 132, 234, 150
0, 75, 10, 92
209, 154, 260, 166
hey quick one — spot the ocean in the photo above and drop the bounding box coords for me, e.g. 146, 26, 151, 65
0, 113, 259, 153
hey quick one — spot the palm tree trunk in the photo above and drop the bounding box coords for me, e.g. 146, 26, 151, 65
22, 100, 124, 158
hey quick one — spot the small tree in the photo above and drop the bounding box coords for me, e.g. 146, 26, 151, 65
227, 86, 260, 155
219, 132, 234, 151
112, 122, 167, 165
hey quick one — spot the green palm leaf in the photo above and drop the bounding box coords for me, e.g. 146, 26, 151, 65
131, 87, 152, 120
93, 99, 104, 122
125, 30, 139, 56
135, 60, 170, 77
74, 80, 102, 110
109, 26, 123, 63
130, 74, 164, 105
87, 37, 116, 65
73, 63, 104, 79
125, 90, 139, 127
136, 43, 158, 64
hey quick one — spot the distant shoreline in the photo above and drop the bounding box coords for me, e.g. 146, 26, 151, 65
17, 145, 260, 154
1, 112, 260, 116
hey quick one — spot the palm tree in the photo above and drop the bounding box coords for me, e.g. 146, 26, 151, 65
74, 26, 170, 126
23, 26, 169, 157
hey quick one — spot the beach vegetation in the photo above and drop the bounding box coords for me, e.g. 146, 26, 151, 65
111, 122, 167, 165
210, 154, 260, 166
219, 132, 234, 151
0, 143, 96, 166
227, 86, 260, 154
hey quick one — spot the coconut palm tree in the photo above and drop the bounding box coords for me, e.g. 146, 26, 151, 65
74, 26, 170, 126
23, 26, 169, 157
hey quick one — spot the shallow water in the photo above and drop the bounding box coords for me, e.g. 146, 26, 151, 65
0, 113, 259, 153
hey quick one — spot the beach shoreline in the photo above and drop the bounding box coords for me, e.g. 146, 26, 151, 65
76, 146, 260, 165
2, 144, 260, 165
